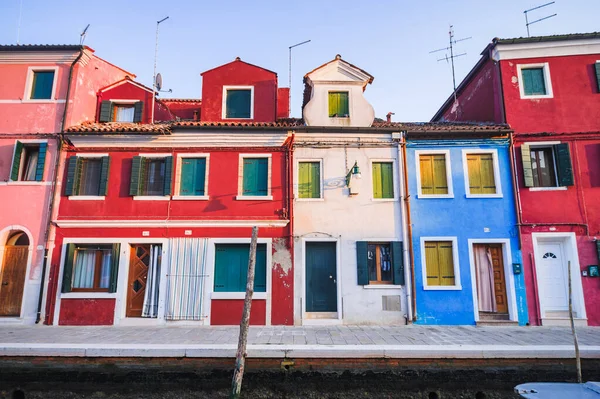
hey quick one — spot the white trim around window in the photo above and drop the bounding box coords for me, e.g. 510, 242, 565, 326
173, 153, 210, 200
461, 149, 503, 198
420, 236, 462, 291
22, 66, 60, 102
236, 153, 272, 200
517, 62, 554, 99
369, 158, 399, 202
414, 150, 454, 199
295, 159, 324, 201
222, 85, 254, 120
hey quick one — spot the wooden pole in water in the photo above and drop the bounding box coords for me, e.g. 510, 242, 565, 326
231, 226, 259, 399
568, 260, 582, 384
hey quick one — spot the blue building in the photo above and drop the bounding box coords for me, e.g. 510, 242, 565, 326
405, 125, 528, 325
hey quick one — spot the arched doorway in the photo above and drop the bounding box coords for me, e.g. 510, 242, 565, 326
0, 231, 29, 317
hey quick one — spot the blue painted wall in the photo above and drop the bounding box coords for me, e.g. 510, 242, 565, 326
407, 139, 528, 325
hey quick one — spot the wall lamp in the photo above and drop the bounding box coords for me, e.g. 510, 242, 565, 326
346, 161, 361, 186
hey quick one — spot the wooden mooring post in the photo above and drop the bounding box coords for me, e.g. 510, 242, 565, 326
567, 260, 582, 384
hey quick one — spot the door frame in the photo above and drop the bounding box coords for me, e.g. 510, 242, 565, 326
532, 232, 587, 321
301, 237, 342, 325
468, 239, 518, 323
0, 225, 34, 322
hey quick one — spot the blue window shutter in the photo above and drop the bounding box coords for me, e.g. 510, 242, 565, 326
226, 89, 251, 119
163, 156, 173, 195
180, 158, 196, 195
61, 244, 76, 293
356, 241, 368, 285
254, 245, 267, 292
10, 141, 24, 181
34, 142, 47, 181
522, 68, 546, 95
109, 244, 120, 293
391, 242, 405, 285
99, 101, 113, 122
243, 159, 258, 195
195, 158, 206, 195
31, 71, 54, 99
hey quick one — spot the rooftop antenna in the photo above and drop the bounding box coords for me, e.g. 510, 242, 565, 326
524, 2, 557, 37
80, 24, 90, 45
288, 40, 311, 118
151, 16, 169, 124
155, 73, 172, 93
430, 25, 471, 103
16, 0, 23, 44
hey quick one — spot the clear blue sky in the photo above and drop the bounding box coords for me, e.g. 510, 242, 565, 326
1, 0, 598, 121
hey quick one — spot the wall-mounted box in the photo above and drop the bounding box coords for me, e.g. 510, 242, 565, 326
587, 265, 599, 277
513, 263, 522, 275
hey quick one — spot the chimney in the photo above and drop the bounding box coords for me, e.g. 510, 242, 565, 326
386, 112, 395, 123
193, 110, 199, 121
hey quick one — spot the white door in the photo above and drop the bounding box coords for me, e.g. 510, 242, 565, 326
538, 242, 568, 311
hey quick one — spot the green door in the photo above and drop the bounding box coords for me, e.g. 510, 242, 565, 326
305, 242, 337, 312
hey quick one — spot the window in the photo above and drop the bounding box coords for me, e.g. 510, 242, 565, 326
10, 141, 47, 182
179, 157, 207, 196
418, 153, 450, 196
239, 157, 269, 198
99, 101, 143, 123
464, 151, 500, 196
423, 240, 457, 288
328, 92, 349, 117
521, 143, 574, 188
518, 63, 553, 99
224, 88, 252, 119
372, 161, 394, 199
29, 70, 55, 100
298, 161, 321, 199
595, 62, 600, 93
130, 156, 173, 197
61, 243, 120, 293
356, 241, 404, 285
113, 104, 135, 122
64, 156, 110, 197
214, 244, 267, 292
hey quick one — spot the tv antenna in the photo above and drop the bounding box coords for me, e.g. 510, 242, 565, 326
151, 16, 169, 123
80, 24, 90, 45
155, 73, 172, 93
524, 2, 557, 37
288, 39, 311, 118
430, 25, 471, 102
16, 0, 23, 44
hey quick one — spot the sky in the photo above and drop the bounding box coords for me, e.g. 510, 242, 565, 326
1, 0, 598, 121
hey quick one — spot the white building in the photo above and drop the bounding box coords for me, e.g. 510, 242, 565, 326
293, 56, 411, 325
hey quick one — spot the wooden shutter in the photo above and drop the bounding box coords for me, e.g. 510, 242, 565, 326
163, 156, 173, 195
10, 141, 24, 181
419, 155, 434, 195
180, 158, 196, 195
108, 243, 120, 293
243, 158, 267, 196
597, 240, 600, 262
391, 241, 405, 285
61, 244, 76, 293
372, 162, 382, 198
34, 142, 47, 181
98, 156, 111, 196
595, 62, 600, 92
424, 242, 441, 286
214, 245, 227, 292
195, 158, 206, 195
520, 144, 535, 187
380, 162, 394, 198
226, 90, 251, 118
356, 241, 369, 285
522, 68, 546, 95
554, 143, 574, 187
328, 92, 337, 117
129, 156, 143, 196
31, 71, 54, 99
420, 154, 448, 195
339, 92, 349, 116
438, 241, 456, 286
64, 156, 80, 196
467, 154, 496, 194
298, 162, 320, 199
99, 101, 113, 122
133, 101, 144, 123
254, 245, 267, 292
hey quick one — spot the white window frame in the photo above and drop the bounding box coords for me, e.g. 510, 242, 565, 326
370, 159, 398, 202
461, 149, 503, 198
517, 63, 553, 99
420, 236, 462, 291
23, 66, 60, 103
7, 139, 48, 185
295, 159, 324, 201
111, 101, 137, 123
236, 154, 273, 200
132, 153, 171, 201
67, 153, 108, 200
524, 141, 566, 191
222, 86, 254, 120
414, 150, 454, 199
172, 153, 210, 200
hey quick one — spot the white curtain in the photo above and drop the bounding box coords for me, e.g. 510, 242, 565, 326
475, 245, 497, 312
165, 238, 208, 321
115, 106, 135, 122
72, 250, 96, 288
23, 150, 38, 181
142, 245, 161, 318
99, 252, 112, 289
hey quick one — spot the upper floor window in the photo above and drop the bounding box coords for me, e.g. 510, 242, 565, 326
298, 161, 321, 199
238, 156, 271, 199
518, 63, 553, 99
130, 155, 173, 198
10, 141, 47, 182
99, 101, 143, 123
328, 91, 349, 117
29, 70, 56, 100
223, 86, 253, 119
417, 151, 452, 198
463, 150, 502, 198
64, 155, 110, 197
595, 62, 600, 93
178, 156, 208, 197
521, 143, 574, 189
372, 161, 394, 199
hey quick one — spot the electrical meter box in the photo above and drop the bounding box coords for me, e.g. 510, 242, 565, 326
512, 263, 522, 275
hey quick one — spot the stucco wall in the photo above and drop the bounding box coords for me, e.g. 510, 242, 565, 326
98, 81, 173, 123
303, 83, 374, 127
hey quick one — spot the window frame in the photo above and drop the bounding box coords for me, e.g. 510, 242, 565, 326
517, 63, 553, 99
173, 153, 210, 200
525, 141, 567, 191
236, 154, 273, 200
328, 90, 350, 118
67, 153, 110, 200
222, 86, 254, 120
367, 242, 394, 285
461, 149, 503, 198
370, 159, 397, 201
23, 66, 59, 102
69, 246, 113, 293
132, 153, 171, 201
420, 236, 461, 291
415, 150, 454, 199
296, 159, 323, 201
112, 103, 136, 122
8, 139, 48, 185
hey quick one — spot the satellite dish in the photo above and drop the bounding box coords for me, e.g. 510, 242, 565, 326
155, 73, 163, 91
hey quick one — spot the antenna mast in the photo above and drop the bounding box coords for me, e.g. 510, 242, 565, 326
80, 24, 90, 45
430, 25, 471, 102
288, 40, 311, 118
524, 2, 557, 37
152, 16, 169, 124
16, 0, 23, 44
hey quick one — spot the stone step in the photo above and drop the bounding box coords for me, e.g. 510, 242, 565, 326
478, 312, 510, 321
476, 320, 519, 327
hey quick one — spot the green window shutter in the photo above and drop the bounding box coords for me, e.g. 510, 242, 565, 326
521, 144, 535, 187
34, 142, 47, 181
195, 158, 206, 195
522, 68, 546, 95
98, 156, 111, 196
61, 244, 76, 293
328, 92, 349, 117
597, 240, 600, 262
163, 156, 173, 195
373, 162, 393, 199
391, 241, 405, 285
129, 156, 143, 196
243, 158, 268, 196
31, 71, 55, 99
339, 92, 349, 116
328, 92, 337, 117
254, 245, 267, 292
310, 162, 320, 198
595, 62, 600, 92
372, 162, 382, 198
356, 241, 369, 285
180, 158, 196, 195
109, 243, 121, 293
99, 101, 113, 122
298, 162, 320, 199
226, 90, 251, 118
133, 101, 144, 123
554, 143, 574, 187
64, 156, 80, 196
10, 141, 24, 181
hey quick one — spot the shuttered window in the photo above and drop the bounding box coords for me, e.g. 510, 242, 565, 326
180, 158, 207, 196
521, 67, 547, 96
64, 156, 111, 196
424, 241, 456, 287
10, 141, 47, 182
214, 244, 267, 292
298, 161, 321, 199
356, 241, 404, 286
372, 162, 394, 199
595, 62, 600, 93
225, 89, 252, 119
61, 243, 120, 293
328, 92, 349, 117
99, 101, 143, 123
466, 153, 497, 195
129, 156, 173, 196
30, 70, 55, 100
242, 157, 268, 196
521, 143, 573, 188
419, 154, 449, 195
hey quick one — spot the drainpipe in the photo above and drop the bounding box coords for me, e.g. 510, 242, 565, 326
286, 132, 295, 325
36, 47, 84, 324
508, 133, 523, 249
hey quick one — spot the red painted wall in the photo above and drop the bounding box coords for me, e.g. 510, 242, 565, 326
162, 100, 201, 120
98, 80, 173, 123
211, 300, 266, 325
59, 299, 115, 325
277, 88, 290, 119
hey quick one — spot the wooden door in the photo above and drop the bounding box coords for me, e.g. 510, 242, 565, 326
305, 242, 337, 313
126, 244, 150, 317
488, 244, 508, 314
0, 246, 28, 317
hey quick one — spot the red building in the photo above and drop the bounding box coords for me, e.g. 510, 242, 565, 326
44, 58, 296, 326
432, 33, 600, 326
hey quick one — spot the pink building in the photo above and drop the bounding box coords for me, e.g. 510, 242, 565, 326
0, 45, 132, 324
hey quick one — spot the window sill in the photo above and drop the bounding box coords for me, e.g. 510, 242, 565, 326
465, 193, 503, 199
529, 187, 567, 191
423, 285, 462, 291
363, 284, 401, 290
1, 181, 50, 186
371, 198, 397, 202
236, 195, 273, 201
21, 99, 65, 104
133, 196, 170, 201
68, 196, 106, 201
296, 198, 324, 202
211, 292, 267, 300
521, 94, 553, 100
172, 195, 209, 200
61, 292, 117, 299
417, 194, 454, 199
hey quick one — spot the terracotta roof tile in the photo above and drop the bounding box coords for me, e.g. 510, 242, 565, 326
0, 44, 88, 51
495, 32, 600, 45
65, 122, 171, 134
161, 98, 202, 103
372, 121, 510, 132
173, 119, 304, 128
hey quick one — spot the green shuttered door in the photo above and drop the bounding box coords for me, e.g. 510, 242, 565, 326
298, 161, 320, 199
372, 162, 394, 199
243, 158, 268, 196
180, 158, 206, 196
214, 244, 266, 292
